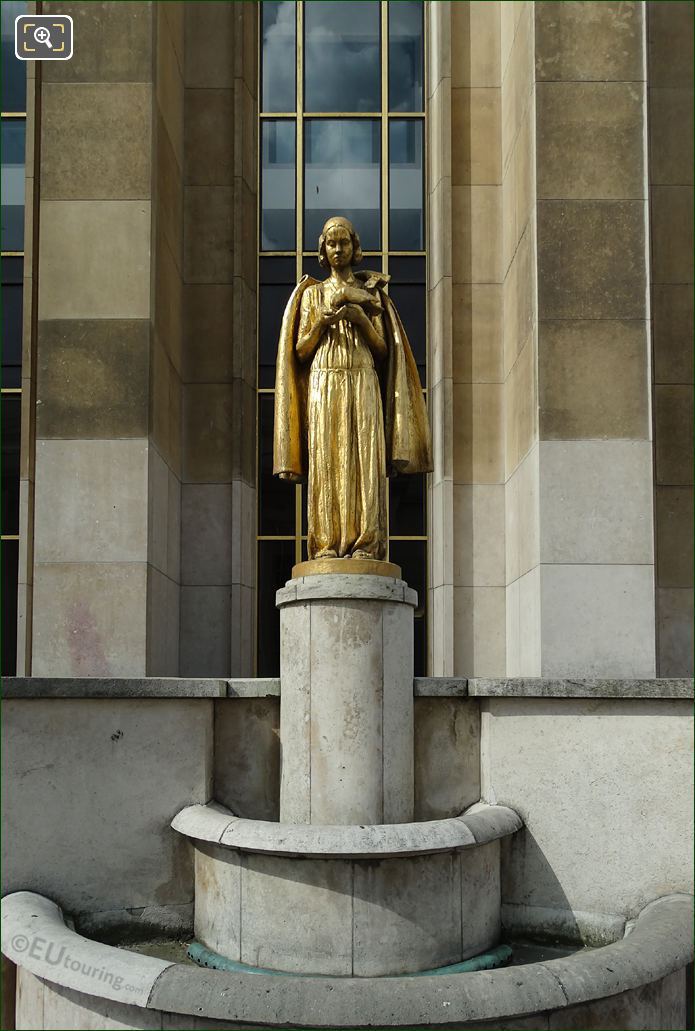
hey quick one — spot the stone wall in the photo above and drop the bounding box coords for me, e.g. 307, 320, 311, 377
3, 682, 691, 939
179, 3, 257, 677
29, 2, 155, 676
648, 1, 694, 677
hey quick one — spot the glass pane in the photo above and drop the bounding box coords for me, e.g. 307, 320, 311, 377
388, 538, 425, 613
2, 282, 22, 387
1, 2, 27, 112
305, 119, 380, 250
304, 1, 380, 113
389, 473, 425, 536
389, 1, 424, 112
2, 253, 23, 387
388, 282, 425, 381
2, 539, 18, 676
261, 1, 296, 112
2, 395, 20, 535
258, 393, 295, 535
389, 119, 423, 251
261, 120, 296, 251
259, 258, 296, 388
1, 120, 25, 251
257, 539, 296, 676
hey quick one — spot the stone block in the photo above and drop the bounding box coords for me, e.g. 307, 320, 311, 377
41, 2, 152, 82
181, 484, 235, 586
536, 82, 644, 200
504, 333, 536, 475
146, 565, 180, 677
241, 855, 353, 975
453, 382, 504, 485
453, 87, 502, 186
454, 586, 506, 676
214, 698, 280, 821
185, 89, 235, 188
151, 337, 180, 476
427, 0, 451, 97
194, 844, 241, 961
539, 440, 654, 565
382, 602, 415, 823
429, 476, 454, 590
460, 841, 501, 957
538, 319, 649, 440
184, 186, 235, 285
428, 79, 450, 197
649, 88, 694, 187
32, 562, 148, 676
3, 698, 211, 912
428, 178, 452, 291
307, 600, 386, 824
414, 697, 480, 819
452, 185, 503, 285
154, 225, 183, 374
34, 439, 148, 564
658, 588, 694, 678
647, 0, 694, 88
182, 383, 235, 484
452, 1, 501, 88
518, 565, 542, 676
654, 385, 694, 485
653, 284, 694, 385
650, 185, 694, 285
429, 377, 453, 484
539, 564, 655, 677
41, 83, 152, 201
184, 1, 236, 88
453, 484, 505, 587
537, 201, 646, 319
505, 444, 540, 586
535, 2, 643, 82
429, 274, 453, 387
656, 487, 694, 589
484, 695, 693, 917
36, 319, 149, 438
156, 112, 184, 277
39, 201, 151, 320
156, 6, 184, 170
502, 224, 535, 379
179, 586, 232, 677
353, 853, 463, 975
453, 283, 504, 385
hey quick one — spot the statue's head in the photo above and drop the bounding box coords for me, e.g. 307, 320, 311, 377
318, 216, 363, 269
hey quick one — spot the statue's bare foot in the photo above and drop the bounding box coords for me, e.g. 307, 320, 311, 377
351, 549, 374, 560
315, 548, 337, 559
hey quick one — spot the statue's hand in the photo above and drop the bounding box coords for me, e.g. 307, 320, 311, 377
339, 303, 369, 327
319, 307, 342, 327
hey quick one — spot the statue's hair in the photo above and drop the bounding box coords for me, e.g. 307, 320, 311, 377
318, 216, 363, 268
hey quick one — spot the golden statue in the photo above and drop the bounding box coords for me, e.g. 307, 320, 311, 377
273, 216, 432, 564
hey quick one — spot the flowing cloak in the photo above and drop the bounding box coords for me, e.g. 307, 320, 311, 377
273, 271, 433, 481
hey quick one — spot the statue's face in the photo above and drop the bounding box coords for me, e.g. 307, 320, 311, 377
324, 226, 353, 268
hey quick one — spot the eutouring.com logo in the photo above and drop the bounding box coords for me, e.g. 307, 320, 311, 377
11, 933, 141, 994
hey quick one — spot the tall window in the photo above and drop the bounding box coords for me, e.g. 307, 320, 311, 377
1, 1, 27, 676
257, 0, 427, 675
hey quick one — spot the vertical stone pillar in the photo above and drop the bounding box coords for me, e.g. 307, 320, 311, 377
30, 2, 156, 675
278, 575, 416, 826
180, 2, 257, 677
451, 1, 506, 677
525, 1, 656, 676
647, 2, 694, 677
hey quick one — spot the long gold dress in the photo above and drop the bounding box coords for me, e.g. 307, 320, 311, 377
297, 278, 387, 560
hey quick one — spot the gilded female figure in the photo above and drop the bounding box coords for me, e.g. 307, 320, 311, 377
273, 216, 431, 563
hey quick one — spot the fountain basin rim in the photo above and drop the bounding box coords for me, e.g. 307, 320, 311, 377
2, 892, 692, 1028
171, 801, 522, 857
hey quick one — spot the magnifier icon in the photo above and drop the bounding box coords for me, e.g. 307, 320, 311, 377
34, 25, 52, 48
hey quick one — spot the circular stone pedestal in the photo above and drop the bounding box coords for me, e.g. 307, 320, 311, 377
173, 803, 522, 978
277, 573, 417, 826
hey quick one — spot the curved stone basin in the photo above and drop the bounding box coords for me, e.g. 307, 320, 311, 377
2, 891, 691, 1029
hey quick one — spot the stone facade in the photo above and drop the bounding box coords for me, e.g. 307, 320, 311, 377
15, 1, 693, 678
